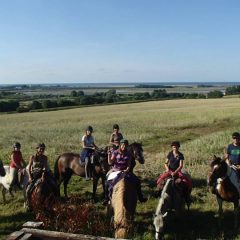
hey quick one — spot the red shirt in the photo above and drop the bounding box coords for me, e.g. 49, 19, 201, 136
10, 151, 23, 168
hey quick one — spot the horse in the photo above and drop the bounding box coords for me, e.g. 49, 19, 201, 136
208, 155, 240, 228
107, 142, 144, 238
153, 177, 187, 240
54, 148, 108, 201
0, 165, 14, 203
128, 142, 145, 172
28, 174, 59, 212
111, 175, 137, 238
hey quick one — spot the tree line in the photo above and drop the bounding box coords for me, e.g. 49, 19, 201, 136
0, 87, 233, 113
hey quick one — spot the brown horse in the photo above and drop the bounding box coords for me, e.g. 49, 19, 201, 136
111, 176, 137, 238
208, 155, 240, 228
28, 176, 59, 212
108, 142, 144, 238
54, 148, 108, 201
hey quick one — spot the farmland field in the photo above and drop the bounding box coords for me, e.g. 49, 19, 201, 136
1, 98, 240, 239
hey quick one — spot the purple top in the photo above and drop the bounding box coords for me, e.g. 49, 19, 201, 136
112, 150, 130, 171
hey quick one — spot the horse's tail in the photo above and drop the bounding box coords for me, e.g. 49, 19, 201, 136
54, 155, 61, 182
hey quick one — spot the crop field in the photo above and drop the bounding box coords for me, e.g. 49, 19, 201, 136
1, 98, 240, 239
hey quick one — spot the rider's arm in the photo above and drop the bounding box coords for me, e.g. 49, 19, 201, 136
108, 152, 116, 165
164, 159, 169, 172
224, 146, 232, 165
109, 133, 114, 146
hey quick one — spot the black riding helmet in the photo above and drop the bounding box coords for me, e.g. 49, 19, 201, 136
13, 142, 21, 149
36, 143, 46, 149
120, 139, 128, 145
171, 141, 180, 148
86, 126, 93, 132
113, 124, 119, 130
232, 132, 240, 139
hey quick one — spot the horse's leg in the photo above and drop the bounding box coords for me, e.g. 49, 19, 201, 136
63, 172, 72, 199
2, 187, 6, 204
92, 175, 99, 202
233, 201, 239, 230
217, 197, 223, 216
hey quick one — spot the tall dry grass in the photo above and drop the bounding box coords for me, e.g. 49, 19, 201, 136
1, 98, 240, 239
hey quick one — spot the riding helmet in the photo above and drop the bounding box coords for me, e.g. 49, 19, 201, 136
13, 142, 21, 149
120, 139, 128, 145
36, 143, 46, 149
232, 132, 240, 139
171, 141, 180, 148
86, 126, 93, 132
113, 124, 119, 130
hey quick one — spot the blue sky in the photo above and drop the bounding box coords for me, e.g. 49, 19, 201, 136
1, 0, 240, 84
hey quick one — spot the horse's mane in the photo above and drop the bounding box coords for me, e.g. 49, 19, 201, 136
155, 178, 172, 215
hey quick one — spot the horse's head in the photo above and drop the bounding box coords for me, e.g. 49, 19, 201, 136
128, 142, 144, 164
95, 147, 110, 173
153, 212, 167, 240
0, 160, 6, 177
208, 155, 227, 186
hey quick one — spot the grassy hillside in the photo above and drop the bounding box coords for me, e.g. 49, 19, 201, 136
1, 98, 240, 239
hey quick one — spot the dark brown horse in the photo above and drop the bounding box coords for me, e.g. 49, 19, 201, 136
54, 148, 108, 201
128, 142, 145, 172
28, 176, 59, 212
208, 155, 240, 228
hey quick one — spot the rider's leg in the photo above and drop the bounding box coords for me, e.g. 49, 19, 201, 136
85, 157, 90, 180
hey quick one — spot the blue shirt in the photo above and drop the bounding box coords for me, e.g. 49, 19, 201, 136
227, 144, 240, 165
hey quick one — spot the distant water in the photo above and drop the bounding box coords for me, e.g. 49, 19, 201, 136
1, 82, 240, 88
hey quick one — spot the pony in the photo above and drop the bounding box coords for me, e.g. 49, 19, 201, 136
153, 177, 187, 240
128, 142, 145, 172
54, 148, 108, 200
108, 142, 145, 238
28, 174, 59, 212
0, 165, 14, 203
208, 155, 240, 228
111, 176, 137, 238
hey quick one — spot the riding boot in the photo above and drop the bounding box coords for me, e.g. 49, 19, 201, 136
102, 181, 110, 205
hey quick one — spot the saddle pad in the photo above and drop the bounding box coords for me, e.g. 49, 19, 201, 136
107, 171, 121, 181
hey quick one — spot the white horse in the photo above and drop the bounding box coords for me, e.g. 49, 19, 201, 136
0, 165, 14, 203
0, 164, 29, 205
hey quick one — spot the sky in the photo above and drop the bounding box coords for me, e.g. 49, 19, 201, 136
1, 0, 240, 84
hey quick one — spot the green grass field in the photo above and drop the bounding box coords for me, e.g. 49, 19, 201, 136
1, 98, 240, 239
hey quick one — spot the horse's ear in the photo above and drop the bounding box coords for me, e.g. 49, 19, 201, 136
163, 212, 168, 218
213, 155, 217, 160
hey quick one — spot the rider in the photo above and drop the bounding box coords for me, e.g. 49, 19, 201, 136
225, 132, 240, 171
156, 141, 192, 199
224, 132, 240, 194
103, 138, 147, 205
10, 142, 26, 190
80, 126, 98, 180
109, 124, 123, 151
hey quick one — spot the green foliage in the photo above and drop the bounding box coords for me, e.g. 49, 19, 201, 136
207, 90, 223, 98
225, 85, 240, 95
0, 100, 19, 112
